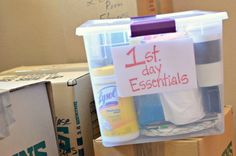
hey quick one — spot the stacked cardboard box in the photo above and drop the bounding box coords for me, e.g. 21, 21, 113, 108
0, 81, 59, 155
93, 105, 235, 156
0, 63, 98, 156
0, 63, 89, 75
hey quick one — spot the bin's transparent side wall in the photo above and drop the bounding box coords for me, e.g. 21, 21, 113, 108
82, 20, 225, 147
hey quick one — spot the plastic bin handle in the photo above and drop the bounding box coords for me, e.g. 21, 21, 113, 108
131, 16, 176, 37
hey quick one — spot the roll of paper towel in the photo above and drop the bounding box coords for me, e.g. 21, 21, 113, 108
196, 61, 223, 87
160, 89, 205, 125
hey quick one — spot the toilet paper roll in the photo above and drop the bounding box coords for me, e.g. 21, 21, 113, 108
160, 89, 205, 125
196, 61, 223, 87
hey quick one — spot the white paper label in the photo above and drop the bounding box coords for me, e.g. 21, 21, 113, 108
112, 37, 198, 97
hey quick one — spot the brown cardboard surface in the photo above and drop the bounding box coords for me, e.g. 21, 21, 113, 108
0, 0, 67, 71
0, 0, 174, 72
157, 0, 173, 14
198, 105, 235, 156
134, 142, 165, 156
172, 0, 236, 146
0, 0, 136, 72
137, 0, 158, 16
59, 0, 138, 68
164, 140, 199, 156
94, 106, 234, 156
136, 0, 173, 16
164, 105, 235, 156
0, 0, 138, 72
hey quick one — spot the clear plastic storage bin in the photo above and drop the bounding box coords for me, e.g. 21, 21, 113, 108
76, 10, 228, 147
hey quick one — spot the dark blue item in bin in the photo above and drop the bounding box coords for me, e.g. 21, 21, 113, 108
201, 86, 221, 113
194, 40, 221, 64
134, 94, 165, 127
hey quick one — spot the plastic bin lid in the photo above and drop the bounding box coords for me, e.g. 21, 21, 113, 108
76, 10, 228, 36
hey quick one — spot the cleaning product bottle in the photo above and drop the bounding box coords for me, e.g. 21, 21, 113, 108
92, 65, 139, 146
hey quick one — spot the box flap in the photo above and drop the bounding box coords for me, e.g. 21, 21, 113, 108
0, 71, 88, 86
46, 71, 89, 84
0, 63, 88, 75
0, 89, 8, 94
0, 80, 48, 91
0, 64, 90, 85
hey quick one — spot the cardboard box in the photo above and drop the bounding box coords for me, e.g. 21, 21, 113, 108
0, 81, 59, 155
94, 105, 235, 156
0, 0, 173, 72
0, 63, 89, 75
137, 0, 173, 16
50, 72, 98, 156
0, 67, 98, 156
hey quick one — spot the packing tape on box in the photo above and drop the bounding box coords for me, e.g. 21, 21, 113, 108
196, 61, 223, 87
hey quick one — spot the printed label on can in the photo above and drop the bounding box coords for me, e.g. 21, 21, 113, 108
98, 85, 118, 110
95, 84, 139, 137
